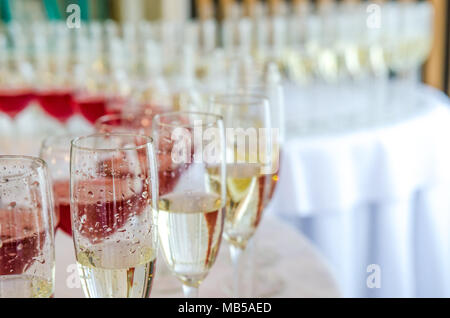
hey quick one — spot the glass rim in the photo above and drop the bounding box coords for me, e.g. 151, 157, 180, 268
71, 133, 154, 152
94, 112, 151, 127
41, 134, 80, 150
153, 111, 224, 129
211, 93, 269, 107
0, 155, 47, 182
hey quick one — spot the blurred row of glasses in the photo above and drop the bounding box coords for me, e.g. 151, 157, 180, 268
0, 0, 433, 131
1, 12, 286, 296
0, 85, 282, 297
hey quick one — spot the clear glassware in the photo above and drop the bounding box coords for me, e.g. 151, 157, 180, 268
70, 134, 159, 298
0, 33, 35, 153
0, 32, 35, 122
153, 111, 227, 298
0, 156, 55, 298
95, 113, 157, 136
39, 135, 77, 236
229, 83, 285, 297
210, 94, 274, 297
95, 112, 183, 295
73, 75, 116, 126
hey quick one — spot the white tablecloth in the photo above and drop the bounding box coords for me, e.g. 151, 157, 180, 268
54, 215, 340, 298
270, 84, 450, 297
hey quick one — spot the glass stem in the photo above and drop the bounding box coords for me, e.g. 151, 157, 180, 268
246, 239, 255, 297
229, 244, 245, 298
182, 284, 199, 298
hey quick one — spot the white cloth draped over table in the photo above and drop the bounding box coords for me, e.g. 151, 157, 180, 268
269, 84, 450, 297
55, 215, 340, 298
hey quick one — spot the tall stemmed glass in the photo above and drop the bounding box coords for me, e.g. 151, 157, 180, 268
210, 94, 274, 297
235, 82, 283, 208
70, 134, 159, 298
233, 83, 284, 296
95, 112, 182, 295
0, 156, 55, 298
153, 112, 227, 298
40, 135, 77, 235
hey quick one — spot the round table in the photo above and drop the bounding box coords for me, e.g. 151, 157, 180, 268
54, 215, 340, 298
270, 83, 450, 297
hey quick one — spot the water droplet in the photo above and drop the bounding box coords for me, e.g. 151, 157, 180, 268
88, 191, 94, 198
142, 192, 148, 199
17, 243, 23, 251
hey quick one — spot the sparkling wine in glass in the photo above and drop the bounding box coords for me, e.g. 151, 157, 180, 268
0, 156, 55, 298
0, 89, 35, 120
39, 135, 77, 235
0, 34, 35, 121
153, 111, 227, 297
34, 31, 76, 125
70, 134, 159, 298
230, 83, 285, 296
95, 112, 180, 295
210, 94, 275, 297
75, 95, 110, 125
37, 89, 75, 124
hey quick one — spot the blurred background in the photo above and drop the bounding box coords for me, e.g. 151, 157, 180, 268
0, 0, 450, 298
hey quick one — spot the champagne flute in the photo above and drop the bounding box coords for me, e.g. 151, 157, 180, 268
0, 31, 35, 122
70, 134, 158, 298
73, 76, 114, 125
210, 94, 274, 297
0, 34, 35, 154
33, 24, 76, 127
153, 111, 226, 298
95, 112, 181, 295
232, 80, 284, 290
39, 135, 77, 235
0, 156, 55, 298
231, 64, 284, 207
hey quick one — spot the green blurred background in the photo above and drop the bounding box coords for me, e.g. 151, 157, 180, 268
0, 0, 175, 23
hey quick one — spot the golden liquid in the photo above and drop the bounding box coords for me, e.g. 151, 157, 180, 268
158, 192, 224, 287
0, 275, 53, 298
224, 164, 266, 249
76, 242, 156, 298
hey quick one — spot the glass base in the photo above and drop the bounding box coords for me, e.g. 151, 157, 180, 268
221, 269, 285, 298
